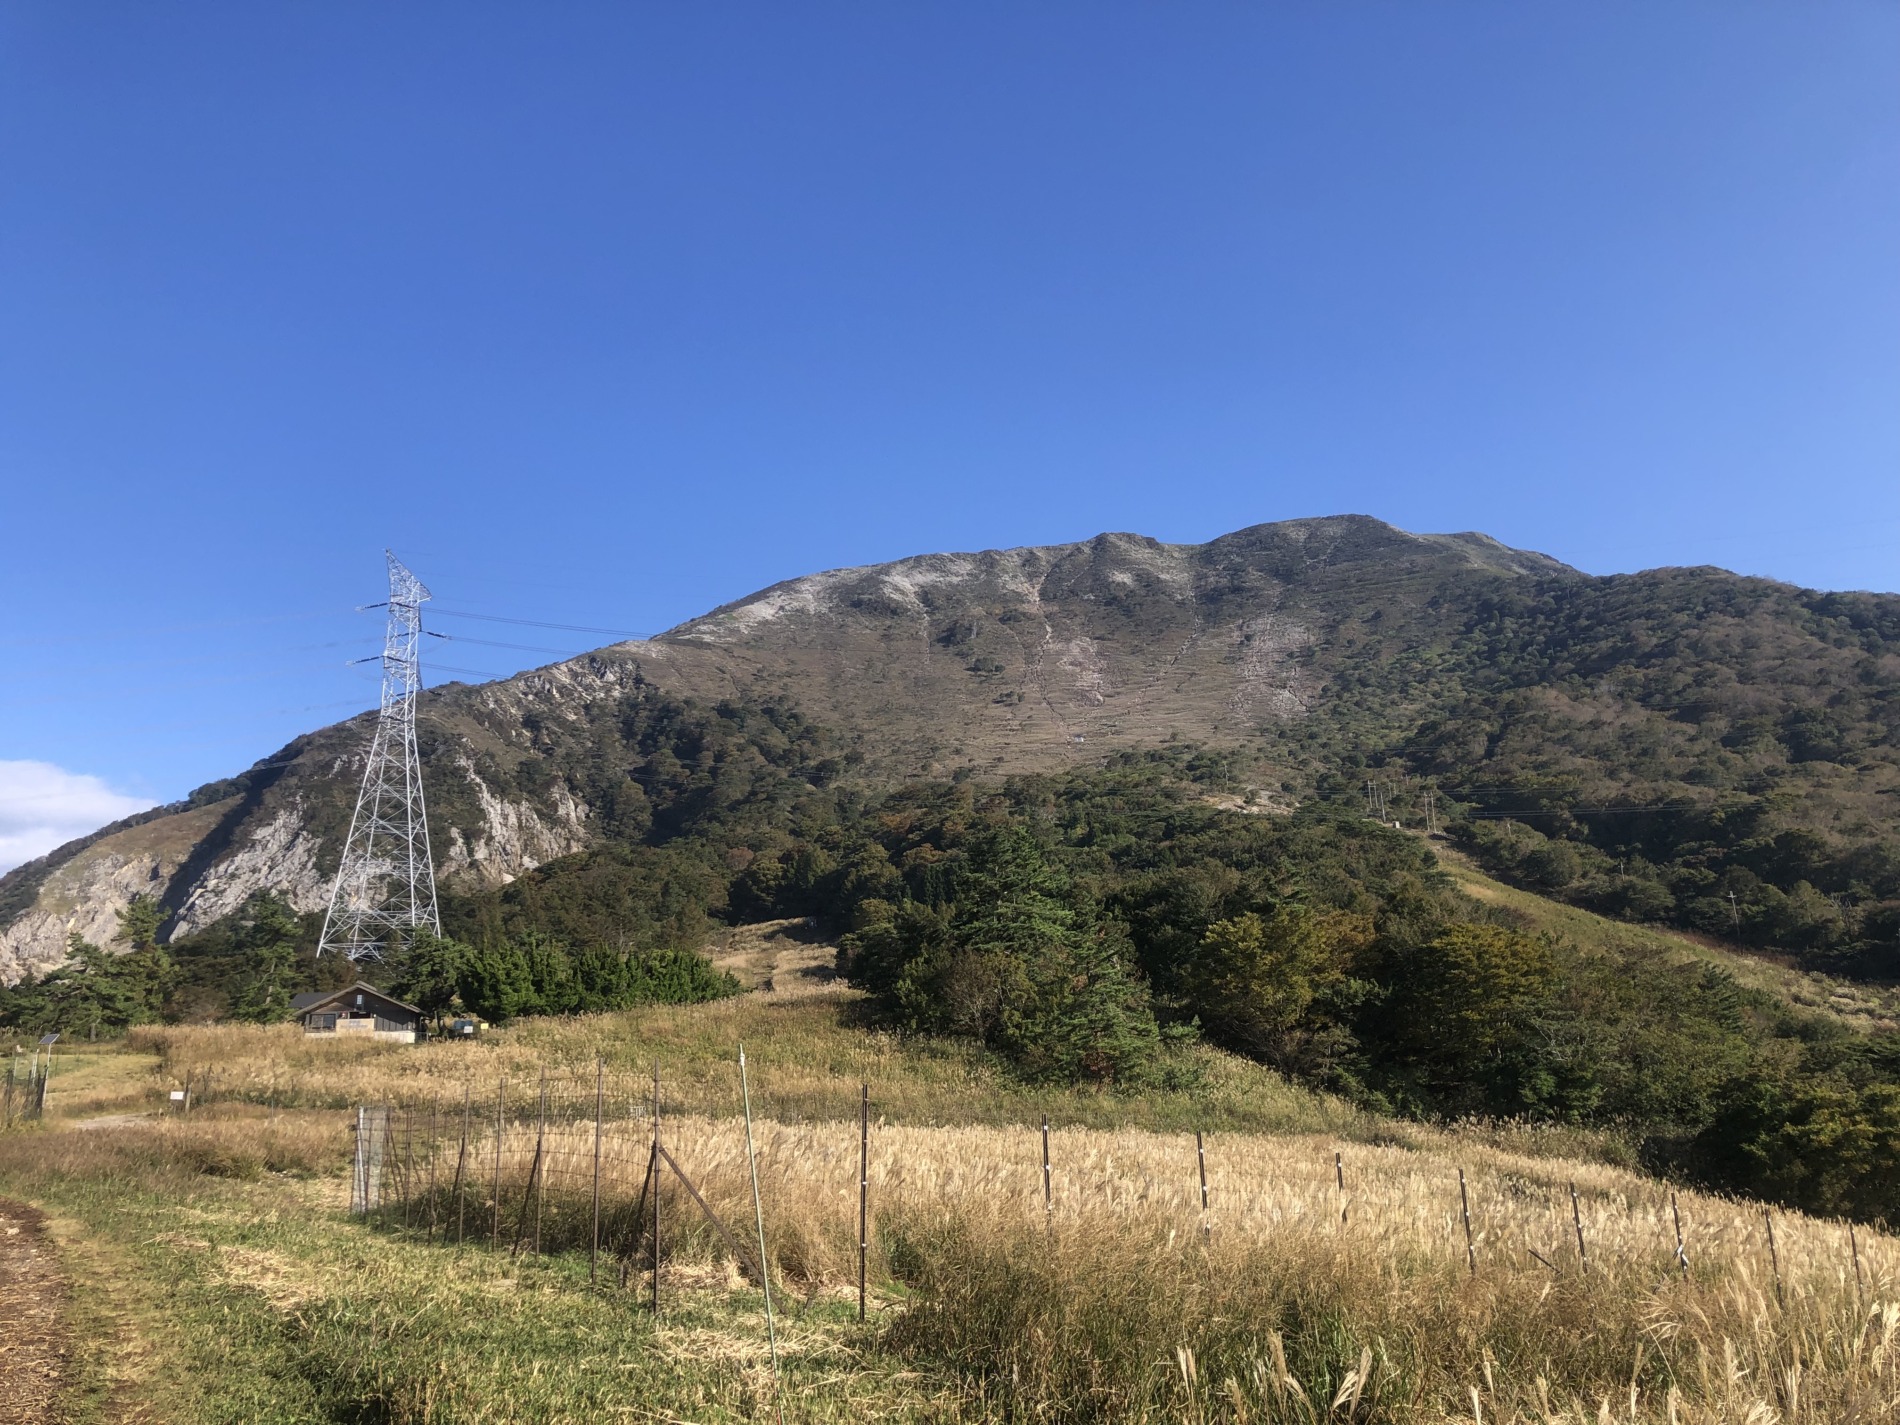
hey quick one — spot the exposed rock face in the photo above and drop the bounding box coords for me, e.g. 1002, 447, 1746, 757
438, 757, 592, 887
167, 806, 331, 939
0, 800, 234, 983
0, 515, 1578, 978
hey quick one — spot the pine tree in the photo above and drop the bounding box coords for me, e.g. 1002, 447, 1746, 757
230, 893, 302, 1023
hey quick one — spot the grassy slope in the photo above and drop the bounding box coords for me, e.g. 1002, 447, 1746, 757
1431, 842, 1900, 1031
10, 897, 1900, 1425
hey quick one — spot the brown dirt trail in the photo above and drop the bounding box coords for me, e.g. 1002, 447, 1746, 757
0, 1198, 68, 1425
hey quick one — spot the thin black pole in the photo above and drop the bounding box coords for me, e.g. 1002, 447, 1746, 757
1195, 1129, 1210, 1243
1458, 1169, 1476, 1277
1670, 1193, 1688, 1281
1041, 1116, 1052, 1220
1764, 1209, 1784, 1307
491, 1079, 505, 1250
453, 1084, 471, 1246
533, 1073, 547, 1255
1569, 1183, 1588, 1273
1850, 1220, 1867, 1316
1335, 1150, 1347, 1225
858, 1079, 870, 1330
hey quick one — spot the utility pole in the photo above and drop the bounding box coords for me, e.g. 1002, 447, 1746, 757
1727, 890, 1742, 946
317, 551, 441, 961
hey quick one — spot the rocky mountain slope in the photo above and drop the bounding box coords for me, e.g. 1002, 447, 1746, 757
4, 513, 1896, 981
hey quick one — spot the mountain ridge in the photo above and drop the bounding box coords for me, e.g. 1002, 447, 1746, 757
4, 513, 1895, 983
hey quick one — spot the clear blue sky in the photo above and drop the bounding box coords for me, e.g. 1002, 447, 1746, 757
2, 2, 1896, 867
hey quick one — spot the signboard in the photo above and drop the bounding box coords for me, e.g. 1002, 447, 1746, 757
169, 1090, 186, 1101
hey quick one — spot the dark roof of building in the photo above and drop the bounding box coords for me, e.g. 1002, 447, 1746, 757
289, 981, 424, 1018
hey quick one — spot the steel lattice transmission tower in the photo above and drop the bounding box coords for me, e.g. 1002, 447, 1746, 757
317, 552, 441, 961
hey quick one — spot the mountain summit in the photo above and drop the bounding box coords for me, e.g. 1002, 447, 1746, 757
5, 514, 1895, 982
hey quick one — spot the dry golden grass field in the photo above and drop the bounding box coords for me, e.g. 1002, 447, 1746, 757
4, 953, 1898, 1423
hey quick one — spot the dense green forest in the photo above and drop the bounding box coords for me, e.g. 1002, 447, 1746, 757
1314, 570, 1900, 979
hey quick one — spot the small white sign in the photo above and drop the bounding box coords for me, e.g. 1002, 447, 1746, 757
169, 1090, 186, 1101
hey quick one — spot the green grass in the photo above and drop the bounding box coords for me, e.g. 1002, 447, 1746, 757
1434, 845, 1900, 1030
5, 1118, 956, 1425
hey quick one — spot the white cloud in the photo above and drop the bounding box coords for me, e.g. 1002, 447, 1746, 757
0, 761, 159, 876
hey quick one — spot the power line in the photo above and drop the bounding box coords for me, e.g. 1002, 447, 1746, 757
424, 631, 585, 657
428, 608, 650, 639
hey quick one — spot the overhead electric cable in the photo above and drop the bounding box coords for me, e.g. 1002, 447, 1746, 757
427, 608, 650, 638
424, 631, 585, 657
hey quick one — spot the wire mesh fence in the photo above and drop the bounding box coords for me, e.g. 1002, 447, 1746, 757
346, 1062, 1900, 1330
352, 1067, 753, 1287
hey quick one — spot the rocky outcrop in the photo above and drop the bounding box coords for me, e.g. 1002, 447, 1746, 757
167, 805, 331, 939
439, 758, 591, 887
0, 800, 235, 984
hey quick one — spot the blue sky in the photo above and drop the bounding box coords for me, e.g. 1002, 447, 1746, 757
1, 2, 1896, 868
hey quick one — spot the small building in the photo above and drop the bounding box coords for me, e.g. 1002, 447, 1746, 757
290, 982, 424, 1044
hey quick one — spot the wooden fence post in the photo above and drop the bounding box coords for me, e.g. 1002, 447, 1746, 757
1335, 1150, 1347, 1225
1458, 1169, 1476, 1277
591, 1058, 605, 1284
651, 1063, 662, 1315
738, 1047, 785, 1425
858, 1079, 870, 1330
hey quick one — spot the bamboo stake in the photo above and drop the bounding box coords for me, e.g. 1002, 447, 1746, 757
1195, 1129, 1210, 1242
858, 1079, 870, 1330
738, 1047, 785, 1425
1670, 1193, 1688, 1280
1458, 1169, 1476, 1277
591, 1058, 605, 1284
1570, 1183, 1589, 1273
1764, 1209, 1784, 1307
427, 1103, 440, 1243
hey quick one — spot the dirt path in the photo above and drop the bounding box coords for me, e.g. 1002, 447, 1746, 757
710, 918, 847, 1000
0, 1199, 68, 1425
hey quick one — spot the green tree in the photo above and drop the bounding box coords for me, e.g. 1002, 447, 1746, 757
1185, 905, 1370, 1067
29, 935, 154, 1035
113, 893, 176, 1023
458, 940, 540, 1023
388, 933, 470, 1026
229, 893, 302, 1023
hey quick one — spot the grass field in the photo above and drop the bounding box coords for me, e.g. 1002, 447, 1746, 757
5, 927, 1898, 1423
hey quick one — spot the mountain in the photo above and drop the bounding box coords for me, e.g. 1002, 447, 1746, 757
4, 513, 1897, 982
